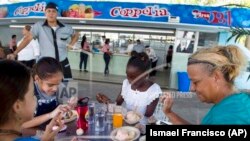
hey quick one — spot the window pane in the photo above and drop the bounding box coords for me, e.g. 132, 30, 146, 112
76, 31, 91, 49
198, 32, 218, 47
134, 34, 150, 46
150, 35, 168, 49
91, 32, 105, 49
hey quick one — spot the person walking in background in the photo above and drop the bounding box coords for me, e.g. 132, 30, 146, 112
79, 35, 90, 72
7, 2, 79, 81
101, 38, 112, 76
133, 39, 145, 53
165, 45, 173, 69
161, 45, 250, 125
8, 34, 17, 53
145, 45, 158, 77
17, 25, 40, 68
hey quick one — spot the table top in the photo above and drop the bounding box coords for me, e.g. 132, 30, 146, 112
22, 119, 144, 141
56, 120, 114, 141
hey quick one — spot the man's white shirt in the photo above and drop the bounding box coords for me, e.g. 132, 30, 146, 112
17, 38, 40, 61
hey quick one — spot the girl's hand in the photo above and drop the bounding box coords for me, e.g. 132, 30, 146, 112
67, 96, 78, 109
160, 92, 174, 115
41, 113, 63, 141
49, 105, 70, 119
96, 93, 111, 104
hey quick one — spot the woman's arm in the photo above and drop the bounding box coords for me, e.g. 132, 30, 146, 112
164, 111, 190, 125
22, 105, 69, 128
144, 98, 159, 117
22, 113, 51, 128
161, 93, 190, 125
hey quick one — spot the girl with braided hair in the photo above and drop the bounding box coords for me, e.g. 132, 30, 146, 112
97, 52, 162, 123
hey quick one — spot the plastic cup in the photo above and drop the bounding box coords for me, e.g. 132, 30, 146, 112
113, 113, 123, 128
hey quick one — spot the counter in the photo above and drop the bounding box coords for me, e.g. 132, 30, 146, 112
68, 50, 129, 76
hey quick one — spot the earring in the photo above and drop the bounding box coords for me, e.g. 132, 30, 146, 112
216, 85, 219, 92
15, 115, 22, 121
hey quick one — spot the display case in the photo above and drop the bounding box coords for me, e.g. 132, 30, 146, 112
91, 32, 105, 49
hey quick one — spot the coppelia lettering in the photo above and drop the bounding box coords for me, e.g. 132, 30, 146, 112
14, 2, 46, 16
110, 5, 169, 18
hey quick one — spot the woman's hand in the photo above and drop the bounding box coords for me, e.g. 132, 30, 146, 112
41, 113, 63, 141
70, 137, 78, 141
160, 92, 174, 115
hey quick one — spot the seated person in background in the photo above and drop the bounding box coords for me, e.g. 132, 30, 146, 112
0, 47, 5, 59
97, 52, 162, 124
22, 57, 77, 129
161, 45, 250, 125
8, 34, 17, 53
132, 39, 145, 53
0, 60, 65, 141
126, 39, 134, 55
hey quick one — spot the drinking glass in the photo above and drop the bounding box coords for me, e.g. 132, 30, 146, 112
95, 112, 105, 132
113, 106, 123, 128
87, 101, 95, 124
106, 112, 113, 124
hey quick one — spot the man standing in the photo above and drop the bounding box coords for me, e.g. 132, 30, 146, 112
132, 39, 145, 53
7, 2, 79, 80
145, 45, 158, 77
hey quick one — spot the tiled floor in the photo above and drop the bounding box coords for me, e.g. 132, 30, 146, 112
72, 68, 171, 90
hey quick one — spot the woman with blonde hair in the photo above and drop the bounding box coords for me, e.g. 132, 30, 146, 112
161, 45, 250, 124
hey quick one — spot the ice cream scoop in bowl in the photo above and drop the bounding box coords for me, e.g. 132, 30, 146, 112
110, 126, 140, 141
123, 111, 143, 125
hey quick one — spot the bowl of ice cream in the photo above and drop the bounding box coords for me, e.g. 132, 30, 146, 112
63, 110, 78, 123
110, 126, 140, 141
124, 111, 143, 125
